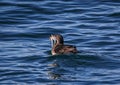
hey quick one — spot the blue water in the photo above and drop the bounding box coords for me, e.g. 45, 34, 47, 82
0, 0, 120, 84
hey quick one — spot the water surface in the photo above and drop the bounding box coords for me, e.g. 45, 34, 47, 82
0, 0, 120, 84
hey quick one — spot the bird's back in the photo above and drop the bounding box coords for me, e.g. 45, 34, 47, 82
52, 44, 77, 55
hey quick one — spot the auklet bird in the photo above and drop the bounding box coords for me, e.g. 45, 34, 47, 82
50, 34, 78, 55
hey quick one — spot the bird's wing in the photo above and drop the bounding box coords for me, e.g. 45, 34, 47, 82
54, 45, 77, 54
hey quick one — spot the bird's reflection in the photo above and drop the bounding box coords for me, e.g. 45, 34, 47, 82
47, 59, 62, 79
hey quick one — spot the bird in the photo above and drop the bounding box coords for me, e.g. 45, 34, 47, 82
50, 34, 78, 55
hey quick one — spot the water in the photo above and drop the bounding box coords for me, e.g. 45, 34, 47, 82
0, 0, 120, 84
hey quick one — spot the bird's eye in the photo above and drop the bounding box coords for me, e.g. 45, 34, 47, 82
53, 40, 57, 45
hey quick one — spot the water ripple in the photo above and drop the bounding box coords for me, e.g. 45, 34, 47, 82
0, 0, 120, 84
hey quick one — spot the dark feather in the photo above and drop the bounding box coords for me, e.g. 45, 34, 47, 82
54, 45, 77, 54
